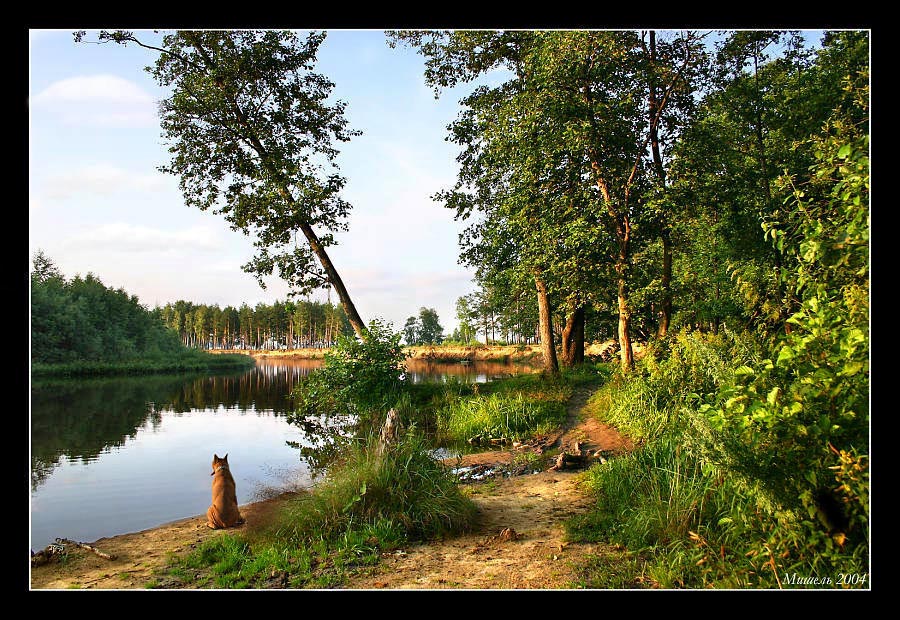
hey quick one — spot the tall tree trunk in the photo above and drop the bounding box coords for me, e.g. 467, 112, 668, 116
534, 270, 560, 375
657, 228, 672, 338
646, 31, 673, 339
561, 301, 585, 367
613, 216, 635, 371
296, 222, 366, 339
589, 156, 635, 373
617, 268, 635, 371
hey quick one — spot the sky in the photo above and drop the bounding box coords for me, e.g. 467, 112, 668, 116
28, 29, 508, 335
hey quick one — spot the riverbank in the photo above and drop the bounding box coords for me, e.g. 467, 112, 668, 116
30, 351, 256, 379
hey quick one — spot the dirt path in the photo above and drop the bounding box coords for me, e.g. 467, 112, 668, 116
30, 384, 632, 590
342, 385, 633, 589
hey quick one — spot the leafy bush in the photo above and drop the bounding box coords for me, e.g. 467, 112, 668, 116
697, 75, 869, 573
290, 318, 407, 421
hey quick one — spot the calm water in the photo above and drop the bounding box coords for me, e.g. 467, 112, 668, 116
29, 357, 535, 551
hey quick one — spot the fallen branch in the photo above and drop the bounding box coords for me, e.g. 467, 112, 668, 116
56, 537, 117, 561
30, 542, 66, 567
548, 447, 611, 471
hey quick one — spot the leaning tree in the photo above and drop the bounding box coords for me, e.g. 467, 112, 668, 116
76, 30, 367, 337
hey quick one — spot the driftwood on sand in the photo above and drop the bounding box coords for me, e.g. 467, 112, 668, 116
31, 538, 116, 568
56, 537, 117, 560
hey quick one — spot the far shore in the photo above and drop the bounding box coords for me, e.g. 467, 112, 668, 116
208, 341, 627, 363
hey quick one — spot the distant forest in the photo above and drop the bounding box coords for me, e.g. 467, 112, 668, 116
30, 250, 354, 366
153, 298, 353, 351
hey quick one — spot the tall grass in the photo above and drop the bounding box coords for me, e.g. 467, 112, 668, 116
274, 432, 478, 544
430, 373, 573, 446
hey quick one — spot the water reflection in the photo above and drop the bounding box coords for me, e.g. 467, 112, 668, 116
30, 358, 537, 490
404, 359, 537, 384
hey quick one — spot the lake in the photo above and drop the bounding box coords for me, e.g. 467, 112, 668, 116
29, 357, 536, 552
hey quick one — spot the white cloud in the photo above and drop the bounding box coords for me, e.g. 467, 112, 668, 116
43, 163, 168, 199
33, 74, 153, 105
64, 223, 221, 254
31, 74, 158, 127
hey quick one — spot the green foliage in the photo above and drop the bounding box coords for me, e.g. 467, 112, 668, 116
292, 319, 407, 418
578, 321, 868, 587
661, 31, 868, 336
402, 307, 445, 345
82, 29, 367, 337
694, 75, 869, 571
287, 319, 408, 470
585, 329, 757, 442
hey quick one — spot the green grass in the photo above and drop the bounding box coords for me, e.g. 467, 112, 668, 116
428, 369, 599, 447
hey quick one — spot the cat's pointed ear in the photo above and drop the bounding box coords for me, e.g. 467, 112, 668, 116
223, 453, 228, 462
214, 454, 220, 460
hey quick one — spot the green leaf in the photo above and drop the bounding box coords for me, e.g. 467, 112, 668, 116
776, 346, 795, 366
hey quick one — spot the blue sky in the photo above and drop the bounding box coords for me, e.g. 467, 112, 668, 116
28, 29, 503, 334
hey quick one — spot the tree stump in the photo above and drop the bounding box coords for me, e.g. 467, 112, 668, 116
377, 408, 402, 456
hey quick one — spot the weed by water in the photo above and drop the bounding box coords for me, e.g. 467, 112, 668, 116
432, 372, 574, 446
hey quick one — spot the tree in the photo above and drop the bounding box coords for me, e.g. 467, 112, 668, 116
394, 30, 702, 372
30, 253, 184, 364
667, 31, 869, 336
417, 307, 444, 345
30, 249, 63, 283
402, 308, 444, 345
453, 295, 477, 344
402, 316, 419, 346
77, 29, 367, 338
392, 30, 566, 373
